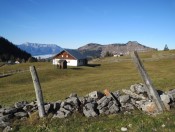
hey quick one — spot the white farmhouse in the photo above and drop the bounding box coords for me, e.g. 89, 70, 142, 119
53, 49, 87, 66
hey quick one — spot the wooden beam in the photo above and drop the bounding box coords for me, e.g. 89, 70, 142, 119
131, 51, 165, 113
30, 66, 46, 117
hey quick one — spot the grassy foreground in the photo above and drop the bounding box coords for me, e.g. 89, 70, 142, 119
1, 50, 175, 131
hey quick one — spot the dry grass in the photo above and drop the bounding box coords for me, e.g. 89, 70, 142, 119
1, 50, 175, 131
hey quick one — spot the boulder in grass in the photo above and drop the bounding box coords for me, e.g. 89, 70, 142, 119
14, 101, 28, 109
44, 104, 52, 114
59, 108, 71, 117
2, 126, 12, 132
14, 112, 28, 118
88, 91, 104, 99
53, 111, 65, 118
69, 93, 77, 98
141, 101, 157, 113
119, 95, 130, 103
130, 83, 147, 94
83, 103, 98, 117
160, 94, 170, 110
0, 120, 10, 128
4, 107, 17, 115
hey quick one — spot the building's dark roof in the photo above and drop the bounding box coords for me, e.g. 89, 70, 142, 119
53, 49, 87, 59
64, 49, 86, 59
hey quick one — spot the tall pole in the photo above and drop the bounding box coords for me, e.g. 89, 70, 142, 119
131, 51, 165, 113
30, 66, 45, 117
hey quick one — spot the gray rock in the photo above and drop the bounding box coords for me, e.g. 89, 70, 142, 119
0, 108, 5, 113
122, 89, 147, 100
122, 103, 134, 111
0, 113, 4, 117
121, 127, 128, 132
60, 101, 66, 108
99, 107, 108, 114
119, 95, 130, 103
0, 114, 13, 121
130, 83, 147, 94
160, 94, 170, 110
85, 103, 95, 110
166, 89, 175, 101
83, 103, 98, 117
88, 91, 104, 99
101, 97, 112, 107
97, 96, 107, 105
0, 120, 10, 128
3, 126, 12, 132
14, 112, 28, 118
65, 97, 80, 108
160, 94, 170, 104
59, 108, 71, 117
69, 93, 77, 98
83, 108, 98, 117
44, 104, 51, 114
109, 103, 120, 114
111, 91, 120, 99
141, 101, 157, 113
63, 105, 73, 112
79, 97, 85, 104
4, 107, 17, 115
14, 101, 28, 109
107, 101, 114, 109
53, 111, 65, 118
104, 110, 110, 115
53, 102, 60, 111
86, 97, 95, 103
23, 105, 34, 112
29, 101, 37, 106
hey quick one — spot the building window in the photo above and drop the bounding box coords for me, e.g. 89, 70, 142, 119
66, 55, 68, 58
62, 55, 63, 57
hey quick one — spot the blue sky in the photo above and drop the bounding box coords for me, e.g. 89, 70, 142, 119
0, 0, 175, 50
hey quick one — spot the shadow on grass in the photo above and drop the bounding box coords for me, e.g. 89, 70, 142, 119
70, 68, 83, 70
86, 64, 101, 67
0, 74, 13, 78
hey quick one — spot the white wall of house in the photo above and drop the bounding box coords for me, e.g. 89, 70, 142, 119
53, 59, 78, 66
66, 59, 78, 66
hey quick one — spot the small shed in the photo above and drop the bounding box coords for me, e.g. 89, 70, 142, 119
57, 60, 67, 69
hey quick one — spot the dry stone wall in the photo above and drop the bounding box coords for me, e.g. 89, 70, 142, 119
1, 83, 175, 129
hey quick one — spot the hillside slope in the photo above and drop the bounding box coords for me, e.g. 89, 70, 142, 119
0, 37, 31, 62
78, 41, 157, 58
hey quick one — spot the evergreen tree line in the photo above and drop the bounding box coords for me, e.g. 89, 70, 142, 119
0, 36, 32, 62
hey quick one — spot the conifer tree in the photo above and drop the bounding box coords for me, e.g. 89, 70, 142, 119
164, 44, 169, 51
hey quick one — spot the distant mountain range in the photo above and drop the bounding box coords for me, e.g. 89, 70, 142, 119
78, 41, 157, 58
17, 41, 156, 58
17, 43, 63, 56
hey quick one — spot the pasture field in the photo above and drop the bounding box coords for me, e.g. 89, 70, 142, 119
1, 50, 175, 131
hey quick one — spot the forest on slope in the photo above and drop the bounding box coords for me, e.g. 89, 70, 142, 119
0, 37, 31, 62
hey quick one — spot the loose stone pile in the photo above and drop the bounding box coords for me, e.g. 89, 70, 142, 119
1, 83, 175, 129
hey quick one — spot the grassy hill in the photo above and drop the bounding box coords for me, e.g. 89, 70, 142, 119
1, 50, 175, 131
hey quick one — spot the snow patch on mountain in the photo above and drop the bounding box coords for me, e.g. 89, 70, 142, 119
17, 42, 63, 56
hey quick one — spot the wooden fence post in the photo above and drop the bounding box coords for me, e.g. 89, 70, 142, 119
131, 51, 165, 113
30, 66, 45, 117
